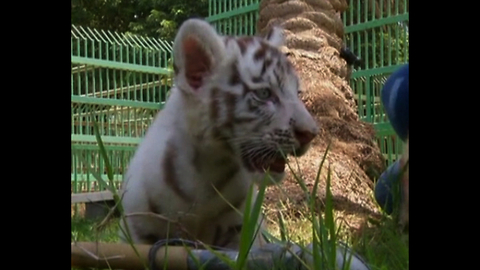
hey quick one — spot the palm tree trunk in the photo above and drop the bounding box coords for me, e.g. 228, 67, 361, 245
258, 0, 357, 118
258, 0, 386, 228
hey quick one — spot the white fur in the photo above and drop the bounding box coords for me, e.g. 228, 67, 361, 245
265, 27, 285, 47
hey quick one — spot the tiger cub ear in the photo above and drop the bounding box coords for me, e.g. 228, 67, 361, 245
264, 26, 285, 48
172, 19, 226, 92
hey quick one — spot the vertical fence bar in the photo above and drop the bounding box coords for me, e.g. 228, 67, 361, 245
85, 150, 91, 192
161, 40, 167, 103
209, 0, 212, 17
249, 4, 253, 35
387, 0, 391, 17
379, 0, 384, 19
387, 22, 392, 66
349, 0, 354, 27
72, 149, 78, 194
366, 77, 372, 122
386, 136, 393, 164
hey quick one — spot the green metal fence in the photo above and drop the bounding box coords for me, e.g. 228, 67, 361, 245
207, 0, 409, 166
71, 25, 173, 193
207, 0, 260, 35
71, 0, 408, 195
342, 0, 409, 165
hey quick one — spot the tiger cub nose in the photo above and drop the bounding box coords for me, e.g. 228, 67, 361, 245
294, 128, 317, 146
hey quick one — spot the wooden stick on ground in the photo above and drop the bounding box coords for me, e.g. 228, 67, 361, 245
71, 241, 189, 270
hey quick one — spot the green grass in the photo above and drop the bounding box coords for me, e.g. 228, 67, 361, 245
71, 217, 119, 243
71, 168, 408, 270
71, 122, 408, 270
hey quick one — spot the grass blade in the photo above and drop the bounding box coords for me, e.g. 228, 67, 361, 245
236, 172, 268, 270
325, 165, 337, 269
90, 114, 114, 182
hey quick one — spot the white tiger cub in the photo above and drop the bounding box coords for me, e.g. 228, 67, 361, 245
119, 18, 319, 249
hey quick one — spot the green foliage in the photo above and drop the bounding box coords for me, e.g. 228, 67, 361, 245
71, 217, 120, 243
71, 0, 209, 40
343, 0, 409, 69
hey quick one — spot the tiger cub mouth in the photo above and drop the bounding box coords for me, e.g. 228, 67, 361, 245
243, 155, 289, 173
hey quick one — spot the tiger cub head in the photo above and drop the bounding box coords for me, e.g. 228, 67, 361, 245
171, 19, 319, 185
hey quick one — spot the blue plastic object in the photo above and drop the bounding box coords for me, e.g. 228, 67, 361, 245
374, 159, 403, 214
381, 64, 409, 142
